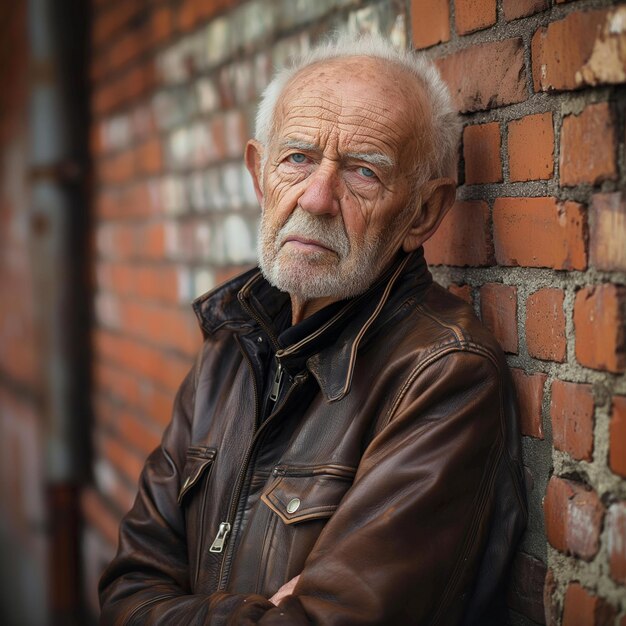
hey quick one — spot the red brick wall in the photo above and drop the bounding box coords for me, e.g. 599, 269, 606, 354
415, 0, 626, 624
84, 0, 626, 624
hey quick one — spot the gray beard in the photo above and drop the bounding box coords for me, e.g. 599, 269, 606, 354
258, 206, 389, 302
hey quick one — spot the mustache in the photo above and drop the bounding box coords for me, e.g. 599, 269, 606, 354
276, 208, 350, 257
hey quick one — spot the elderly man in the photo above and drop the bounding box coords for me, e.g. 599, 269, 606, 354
100, 35, 526, 625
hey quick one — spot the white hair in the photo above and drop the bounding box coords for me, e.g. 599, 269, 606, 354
254, 32, 461, 183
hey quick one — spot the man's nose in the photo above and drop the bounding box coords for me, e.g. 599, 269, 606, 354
297, 164, 340, 216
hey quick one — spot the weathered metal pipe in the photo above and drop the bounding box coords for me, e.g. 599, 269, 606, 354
27, 0, 89, 623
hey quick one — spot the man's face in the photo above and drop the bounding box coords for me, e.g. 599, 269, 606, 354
257, 57, 429, 302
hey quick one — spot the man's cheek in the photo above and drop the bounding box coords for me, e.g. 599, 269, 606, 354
265, 180, 302, 215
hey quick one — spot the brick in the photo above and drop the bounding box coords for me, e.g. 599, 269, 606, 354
81, 487, 119, 547
138, 222, 166, 260
503, 0, 548, 21
609, 396, 626, 478
511, 369, 546, 439
177, 0, 238, 32
423, 200, 493, 267
480, 283, 518, 353
90, 123, 106, 156
101, 433, 145, 486
117, 410, 161, 457
493, 197, 586, 270
607, 501, 626, 585
134, 266, 180, 304
526, 288, 566, 362
93, 62, 156, 116
131, 105, 155, 141
127, 181, 162, 218
96, 223, 135, 260
463, 122, 502, 184
544, 476, 604, 560
94, 361, 140, 409
135, 137, 163, 175
562, 583, 617, 626
560, 103, 617, 187
107, 32, 142, 73
97, 150, 135, 186
139, 386, 175, 429
149, 6, 174, 46
93, 0, 142, 47
436, 38, 527, 113
508, 113, 554, 181
532, 7, 626, 92
590, 192, 626, 272
177, 0, 201, 32
506, 552, 546, 624
455, 0, 496, 35
90, 54, 108, 83
411, 0, 450, 49
574, 284, 626, 373
550, 380, 594, 461
448, 284, 472, 304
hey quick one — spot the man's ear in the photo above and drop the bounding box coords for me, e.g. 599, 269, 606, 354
245, 139, 265, 206
402, 178, 457, 252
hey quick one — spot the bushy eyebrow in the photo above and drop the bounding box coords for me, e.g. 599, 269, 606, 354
279, 140, 395, 171
344, 151, 394, 170
280, 139, 318, 152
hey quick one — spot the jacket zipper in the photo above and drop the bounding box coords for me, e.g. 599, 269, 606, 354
269, 357, 283, 402
208, 334, 262, 555
211, 369, 306, 591
193, 464, 216, 585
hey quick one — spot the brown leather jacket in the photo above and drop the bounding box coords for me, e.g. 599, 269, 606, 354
99, 250, 527, 626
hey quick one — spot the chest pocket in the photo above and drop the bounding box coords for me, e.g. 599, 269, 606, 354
261, 464, 356, 524
177, 446, 217, 506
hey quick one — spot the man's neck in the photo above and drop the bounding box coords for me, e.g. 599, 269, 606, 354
288, 252, 406, 324
290, 295, 338, 325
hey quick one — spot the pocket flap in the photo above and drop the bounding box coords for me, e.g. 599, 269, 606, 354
261, 464, 356, 525
177, 446, 217, 506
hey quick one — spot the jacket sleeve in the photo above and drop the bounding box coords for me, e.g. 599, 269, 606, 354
100, 348, 524, 625
98, 360, 275, 625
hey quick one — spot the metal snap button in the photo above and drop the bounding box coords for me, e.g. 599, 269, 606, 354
286, 497, 301, 514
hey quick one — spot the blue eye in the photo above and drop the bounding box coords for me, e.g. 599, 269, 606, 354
289, 153, 307, 163
360, 166, 375, 178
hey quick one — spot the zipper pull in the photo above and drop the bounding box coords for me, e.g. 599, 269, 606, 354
269, 359, 283, 402
209, 522, 231, 553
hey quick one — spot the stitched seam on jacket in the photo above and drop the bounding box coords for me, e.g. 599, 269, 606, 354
124, 593, 178, 626
381, 340, 503, 431
417, 302, 467, 343
431, 439, 503, 625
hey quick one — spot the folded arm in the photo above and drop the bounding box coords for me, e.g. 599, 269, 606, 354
100, 349, 513, 625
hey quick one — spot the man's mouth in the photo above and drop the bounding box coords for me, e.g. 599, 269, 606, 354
281, 235, 337, 255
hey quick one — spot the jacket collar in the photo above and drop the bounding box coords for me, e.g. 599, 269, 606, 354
193, 248, 432, 402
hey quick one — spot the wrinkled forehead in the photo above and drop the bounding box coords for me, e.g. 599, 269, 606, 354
273, 56, 431, 159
